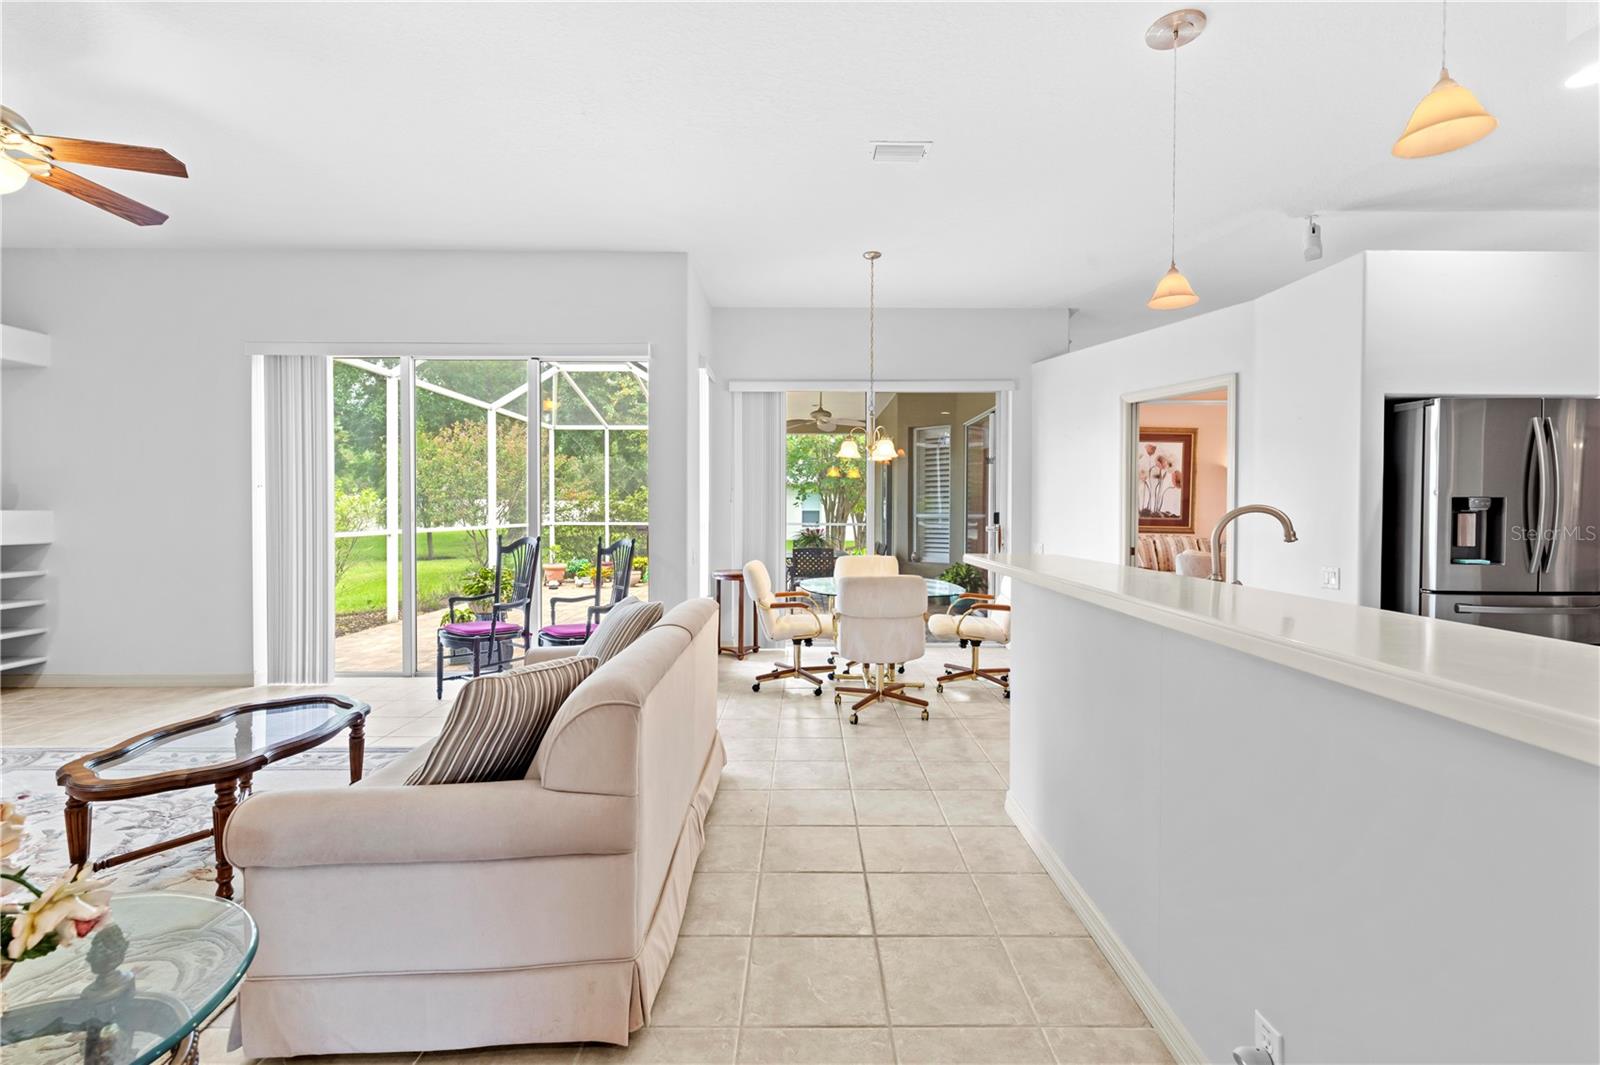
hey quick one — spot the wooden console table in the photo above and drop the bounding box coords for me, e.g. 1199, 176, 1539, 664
712, 569, 759, 659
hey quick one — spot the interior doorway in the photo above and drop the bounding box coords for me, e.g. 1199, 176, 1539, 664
1121, 375, 1236, 577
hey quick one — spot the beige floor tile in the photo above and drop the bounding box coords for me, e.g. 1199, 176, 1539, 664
754, 872, 872, 935
1043, 1027, 1173, 1064
846, 761, 929, 790
761, 827, 862, 871
721, 762, 776, 790
1003, 937, 1147, 1026
580, 1027, 737, 1063
932, 791, 1011, 826
708, 791, 770, 826
649, 937, 750, 1026
841, 736, 916, 762
700, 825, 765, 872
720, 702, 782, 721
423, 1047, 578, 1063
974, 737, 1010, 763
724, 738, 779, 761
850, 790, 944, 826
876, 937, 1034, 1026
740, 938, 886, 1027
770, 761, 851, 789
892, 1027, 1054, 1064
733, 1027, 894, 1064
908, 735, 989, 762
950, 827, 1043, 874
775, 738, 846, 761
766, 790, 856, 826
681, 873, 758, 935
720, 718, 781, 739
857, 827, 965, 872
778, 697, 837, 718
865, 873, 993, 936
778, 717, 842, 738
972, 875, 1085, 936
917, 762, 1007, 790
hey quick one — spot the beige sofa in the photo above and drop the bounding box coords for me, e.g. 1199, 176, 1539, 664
224, 599, 723, 1058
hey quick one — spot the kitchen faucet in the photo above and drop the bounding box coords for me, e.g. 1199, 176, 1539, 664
1208, 505, 1298, 583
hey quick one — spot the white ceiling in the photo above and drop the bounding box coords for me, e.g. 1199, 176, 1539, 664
2, 2, 1596, 345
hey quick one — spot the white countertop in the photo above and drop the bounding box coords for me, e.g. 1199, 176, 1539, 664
968, 552, 1600, 766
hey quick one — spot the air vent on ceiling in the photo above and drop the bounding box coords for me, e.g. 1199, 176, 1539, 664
870, 141, 930, 163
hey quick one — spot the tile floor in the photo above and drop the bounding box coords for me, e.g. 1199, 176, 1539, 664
2, 646, 1171, 1065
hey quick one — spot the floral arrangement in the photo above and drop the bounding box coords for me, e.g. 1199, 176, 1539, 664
1, 802, 113, 975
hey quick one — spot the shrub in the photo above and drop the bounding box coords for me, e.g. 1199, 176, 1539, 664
939, 563, 987, 593
794, 528, 829, 549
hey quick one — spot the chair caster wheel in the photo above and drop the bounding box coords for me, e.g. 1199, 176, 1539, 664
805, 638, 814, 646
959, 640, 968, 649
1004, 690, 1011, 699
920, 709, 930, 721
849, 712, 859, 725
827, 655, 835, 665
828, 673, 836, 681
752, 683, 761, 692
936, 684, 944, 693
813, 686, 823, 697
834, 694, 843, 708
898, 665, 906, 675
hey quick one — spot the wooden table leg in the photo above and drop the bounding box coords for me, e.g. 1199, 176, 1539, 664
212, 780, 238, 900
64, 796, 92, 870
735, 580, 747, 660
349, 718, 366, 784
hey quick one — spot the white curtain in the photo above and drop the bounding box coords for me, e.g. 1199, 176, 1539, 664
263, 356, 334, 683
730, 391, 786, 647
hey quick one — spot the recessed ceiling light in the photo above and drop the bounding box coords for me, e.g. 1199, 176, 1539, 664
870, 141, 930, 163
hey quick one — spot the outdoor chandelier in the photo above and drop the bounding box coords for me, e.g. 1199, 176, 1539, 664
1393, 0, 1497, 158
836, 250, 898, 464
1145, 10, 1204, 312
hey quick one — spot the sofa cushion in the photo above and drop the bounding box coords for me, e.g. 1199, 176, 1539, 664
581, 596, 664, 664
406, 656, 597, 785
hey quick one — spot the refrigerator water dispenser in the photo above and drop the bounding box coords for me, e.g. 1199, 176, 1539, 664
1450, 496, 1502, 565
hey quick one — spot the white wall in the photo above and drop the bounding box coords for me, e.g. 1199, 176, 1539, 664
1032, 251, 1600, 604
0, 250, 693, 681
1009, 584, 1599, 1064
707, 308, 1072, 576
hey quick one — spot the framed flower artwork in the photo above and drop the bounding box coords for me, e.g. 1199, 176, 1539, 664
1137, 428, 1196, 533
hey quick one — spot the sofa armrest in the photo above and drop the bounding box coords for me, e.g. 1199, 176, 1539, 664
223, 778, 634, 869
525, 645, 580, 665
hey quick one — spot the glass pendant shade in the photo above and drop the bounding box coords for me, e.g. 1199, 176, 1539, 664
869, 435, 898, 463
825, 465, 843, 479
844, 466, 862, 480
1147, 263, 1199, 310
837, 436, 862, 460
1392, 69, 1497, 158
0, 155, 29, 195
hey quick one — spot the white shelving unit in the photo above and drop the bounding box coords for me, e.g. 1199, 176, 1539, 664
2, 324, 52, 679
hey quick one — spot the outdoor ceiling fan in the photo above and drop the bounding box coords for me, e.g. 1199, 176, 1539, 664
0, 106, 188, 226
786, 393, 863, 434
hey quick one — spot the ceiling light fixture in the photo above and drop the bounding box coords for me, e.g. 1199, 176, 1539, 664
1145, 10, 1204, 312
837, 251, 899, 464
0, 153, 28, 195
1393, 0, 1497, 158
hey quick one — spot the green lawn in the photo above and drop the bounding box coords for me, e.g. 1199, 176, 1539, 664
335, 531, 486, 616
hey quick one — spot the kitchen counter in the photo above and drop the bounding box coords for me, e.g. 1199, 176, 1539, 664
968, 552, 1599, 765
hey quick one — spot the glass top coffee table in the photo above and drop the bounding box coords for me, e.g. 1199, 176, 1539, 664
55, 694, 370, 899
0, 893, 256, 1065
797, 576, 968, 603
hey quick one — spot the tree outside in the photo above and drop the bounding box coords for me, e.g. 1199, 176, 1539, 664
785, 433, 866, 552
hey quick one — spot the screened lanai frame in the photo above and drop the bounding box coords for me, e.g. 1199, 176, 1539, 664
327, 349, 649, 677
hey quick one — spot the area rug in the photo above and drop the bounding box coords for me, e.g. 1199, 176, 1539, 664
1, 746, 409, 893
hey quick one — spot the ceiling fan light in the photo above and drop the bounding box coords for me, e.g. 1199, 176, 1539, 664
837, 437, 862, 460
1392, 70, 1497, 157
1147, 264, 1199, 310
0, 155, 29, 195
817, 417, 837, 432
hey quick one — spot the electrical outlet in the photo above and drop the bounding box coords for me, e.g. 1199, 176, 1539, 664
1255, 1011, 1284, 1065
1319, 566, 1341, 591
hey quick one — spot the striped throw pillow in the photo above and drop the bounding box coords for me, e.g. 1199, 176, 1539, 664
580, 596, 664, 664
406, 656, 597, 785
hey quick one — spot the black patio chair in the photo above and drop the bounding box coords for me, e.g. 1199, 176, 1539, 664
435, 534, 539, 699
787, 546, 836, 590
538, 536, 637, 647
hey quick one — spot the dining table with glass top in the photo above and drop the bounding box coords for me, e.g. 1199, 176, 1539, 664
0, 892, 257, 1065
797, 575, 968, 607
54, 694, 370, 900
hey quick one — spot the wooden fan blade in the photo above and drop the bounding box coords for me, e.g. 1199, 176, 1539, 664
29, 135, 187, 177
27, 162, 168, 226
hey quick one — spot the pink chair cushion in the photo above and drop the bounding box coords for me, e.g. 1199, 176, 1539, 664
442, 620, 522, 637
538, 622, 592, 639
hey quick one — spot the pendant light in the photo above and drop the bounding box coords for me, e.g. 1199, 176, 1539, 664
1393, 0, 1497, 158
837, 250, 899, 463
1146, 10, 1204, 311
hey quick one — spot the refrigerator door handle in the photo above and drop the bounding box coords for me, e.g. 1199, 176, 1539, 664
1541, 416, 1560, 574
1455, 603, 1600, 616
1526, 416, 1549, 575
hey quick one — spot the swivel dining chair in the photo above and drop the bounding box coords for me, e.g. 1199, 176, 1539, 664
929, 577, 1011, 698
833, 573, 928, 724
829, 554, 899, 678
744, 559, 832, 696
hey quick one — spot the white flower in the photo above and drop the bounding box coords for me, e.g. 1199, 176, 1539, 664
0, 802, 24, 861
5, 866, 113, 960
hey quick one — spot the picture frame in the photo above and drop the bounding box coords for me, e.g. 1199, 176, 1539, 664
1137, 427, 1196, 533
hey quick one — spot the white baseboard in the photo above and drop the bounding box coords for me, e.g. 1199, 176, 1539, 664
1005, 792, 1207, 1065
2, 672, 255, 689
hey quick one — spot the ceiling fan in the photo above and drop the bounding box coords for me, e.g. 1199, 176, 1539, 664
0, 106, 188, 226
786, 393, 864, 434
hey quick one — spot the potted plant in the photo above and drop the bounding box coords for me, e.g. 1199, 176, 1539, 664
462, 566, 497, 618
542, 556, 568, 588
794, 527, 829, 549
570, 558, 594, 587
1, 802, 113, 980
939, 562, 987, 594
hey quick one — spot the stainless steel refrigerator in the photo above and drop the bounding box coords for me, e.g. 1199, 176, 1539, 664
1383, 397, 1600, 644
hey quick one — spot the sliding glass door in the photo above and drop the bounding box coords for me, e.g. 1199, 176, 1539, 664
331, 356, 648, 676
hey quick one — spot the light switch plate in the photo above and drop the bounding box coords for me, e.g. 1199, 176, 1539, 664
1255, 1011, 1284, 1065
1319, 566, 1341, 591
